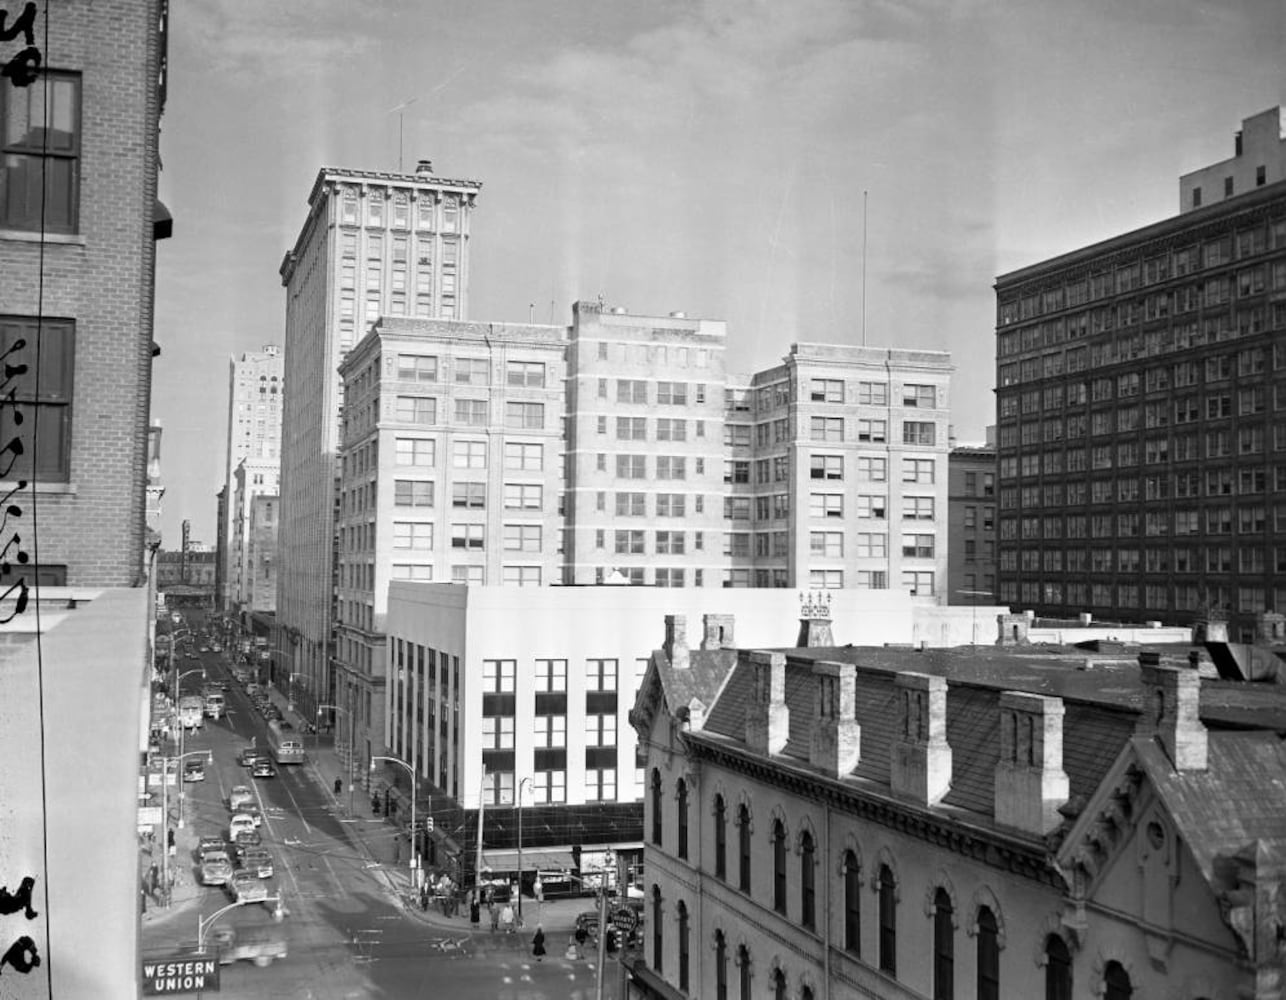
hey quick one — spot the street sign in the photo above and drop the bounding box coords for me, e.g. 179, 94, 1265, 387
610, 905, 639, 933
140, 954, 220, 994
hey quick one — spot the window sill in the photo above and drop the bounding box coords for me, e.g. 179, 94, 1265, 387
0, 481, 77, 496
0, 230, 86, 246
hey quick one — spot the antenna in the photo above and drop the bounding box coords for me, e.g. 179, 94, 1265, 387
861, 189, 868, 347
387, 97, 419, 172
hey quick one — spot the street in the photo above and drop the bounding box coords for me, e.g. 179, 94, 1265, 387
143, 625, 622, 999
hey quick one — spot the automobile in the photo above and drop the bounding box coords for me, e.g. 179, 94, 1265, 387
196, 835, 227, 859
239, 847, 274, 879
263, 706, 283, 722
229, 785, 255, 810
251, 760, 277, 779
228, 869, 268, 903
198, 646, 210, 653
200, 851, 233, 886
232, 828, 263, 856
211, 927, 287, 968
233, 801, 263, 828
183, 759, 206, 782
229, 814, 257, 840
239, 748, 262, 768
210, 643, 222, 653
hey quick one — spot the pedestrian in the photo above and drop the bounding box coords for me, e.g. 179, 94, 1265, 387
574, 923, 588, 955
420, 881, 429, 912
140, 884, 147, 914
531, 925, 546, 962
334, 777, 342, 795
488, 899, 499, 933
565, 936, 579, 961
533, 876, 544, 904
166, 828, 176, 859
500, 902, 514, 934
149, 863, 159, 897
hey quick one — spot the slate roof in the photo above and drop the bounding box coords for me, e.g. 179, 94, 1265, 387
695, 642, 1252, 824
1136, 731, 1286, 883
655, 648, 738, 719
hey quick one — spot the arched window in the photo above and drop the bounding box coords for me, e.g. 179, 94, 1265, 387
678, 901, 690, 991
976, 907, 999, 1000
1103, 961, 1132, 1000
737, 803, 751, 892
800, 830, 816, 930
933, 888, 954, 1000
1044, 935, 1071, 1000
714, 929, 728, 1000
843, 850, 861, 954
801, 987, 814, 1000
878, 864, 897, 976
771, 967, 787, 1000
737, 944, 751, 1000
650, 769, 663, 846
714, 794, 727, 880
676, 778, 689, 860
772, 819, 787, 914
651, 884, 663, 972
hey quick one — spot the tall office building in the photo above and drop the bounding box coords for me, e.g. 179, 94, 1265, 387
219, 345, 283, 612
994, 108, 1286, 637
947, 439, 998, 623
231, 456, 280, 616
0, 1, 170, 993
278, 162, 481, 718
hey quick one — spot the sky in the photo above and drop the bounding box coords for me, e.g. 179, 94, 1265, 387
152, 0, 1286, 545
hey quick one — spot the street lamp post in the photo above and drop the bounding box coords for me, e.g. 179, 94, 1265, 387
370, 754, 417, 884
317, 703, 355, 817
594, 847, 616, 1000
516, 776, 533, 923
172, 667, 205, 829
197, 894, 286, 952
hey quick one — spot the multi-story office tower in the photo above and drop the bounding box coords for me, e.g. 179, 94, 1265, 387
947, 441, 997, 622
334, 316, 566, 762
231, 457, 280, 616
994, 108, 1286, 637
219, 346, 283, 609
278, 162, 480, 718
564, 302, 729, 586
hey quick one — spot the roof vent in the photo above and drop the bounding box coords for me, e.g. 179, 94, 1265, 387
415, 159, 433, 175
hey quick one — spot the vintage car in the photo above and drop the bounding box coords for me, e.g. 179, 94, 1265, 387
200, 851, 233, 887
229, 785, 254, 811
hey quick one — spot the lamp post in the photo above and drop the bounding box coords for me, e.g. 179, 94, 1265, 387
594, 847, 616, 1000
197, 893, 286, 952
516, 776, 533, 923
370, 754, 417, 883
167, 627, 191, 700
172, 667, 206, 829
317, 703, 355, 816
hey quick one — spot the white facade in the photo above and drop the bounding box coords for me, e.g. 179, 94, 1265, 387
1179, 106, 1286, 212
231, 458, 280, 614
383, 583, 959, 811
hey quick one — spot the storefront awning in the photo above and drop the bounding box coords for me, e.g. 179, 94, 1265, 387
481, 848, 576, 872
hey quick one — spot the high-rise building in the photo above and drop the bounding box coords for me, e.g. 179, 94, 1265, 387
231, 457, 280, 616
0, 1, 169, 993
278, 162, 481, 719
218, 345, 282, 610
947, 438, 997, 625
993, 108, 1286, 637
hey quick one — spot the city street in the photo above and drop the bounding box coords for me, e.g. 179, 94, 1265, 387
142, 628, 622, 998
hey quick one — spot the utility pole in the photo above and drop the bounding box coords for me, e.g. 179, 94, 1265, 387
474, 768, 487, 904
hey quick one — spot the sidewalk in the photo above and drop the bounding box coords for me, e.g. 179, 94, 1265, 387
260, 680, 587, 941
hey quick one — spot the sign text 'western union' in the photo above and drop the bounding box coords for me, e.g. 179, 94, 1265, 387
141, 955, 220, 994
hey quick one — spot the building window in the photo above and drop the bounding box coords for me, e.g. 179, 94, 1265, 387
505, 402, 544, 429
502, 524, 540, 552
903, 383, 935, 408
532, 714, 565, 748
878, 864, 897, 975
676, 779, 689, 860
503, 483, 542, 509
903, 420, 936, 445
397, 354, 438, 381
714, 794, 727, 880
771, 968, 787, 1000
650, 769, 662, 845
933, 888, 954, 1000
452, 440, 486, 468
450, 523, 483, 549
395, 438, 435, 467
503, 442, 543, 470
454, 399, 487, 426
843, 850, 860, 954
1103, 961, 1132, 1000
976, 907, 999, 1000
535, 658, 566, 692
715, 930, 728, 1000
451, 482, 485, 509
1045, 935, 1071, 1000
394, 480, 433, 507
393, 522, 432, 550
810, 455, 843, 480
2, 73, 81, 233
584, 713, 616, 747
737, 945, 751, 1000
0, 317, 73, 481
395, 395, 435, 424
506, 360, 545, 387
771, 818, 787, 914
651, 885, 663, 972
800, 830, 816, 930
737, 803, 751, 892
677, 900, 690, 991
584, 767, 616, 801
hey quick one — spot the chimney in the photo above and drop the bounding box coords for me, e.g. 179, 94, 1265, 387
796, 590, 836, 647
701, 613, 735, 651
890, 672, 952, 804
415, 159, 434, 175
1137, 651, 1207, 771
664, 615, 689, 670
993, 692, 1069, 835
744, 651, 789, 755
809, 661, 860, 777
996, 612, 1030, 646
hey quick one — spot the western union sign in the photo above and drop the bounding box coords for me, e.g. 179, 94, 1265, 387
141, 955, 219, 994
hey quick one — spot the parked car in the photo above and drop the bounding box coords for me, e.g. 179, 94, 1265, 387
229, 814, 257, 840
234, 802, 263, 828
196, 836, 227, 861
183, 759, 206, 782
239, 748, 262, 768
233, 828, 263, 855
200, 851, 233, 886
228, 870, 269, 903
240, 847, 274, 879
229, 785, 254, 810
251, 760, 277, 779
